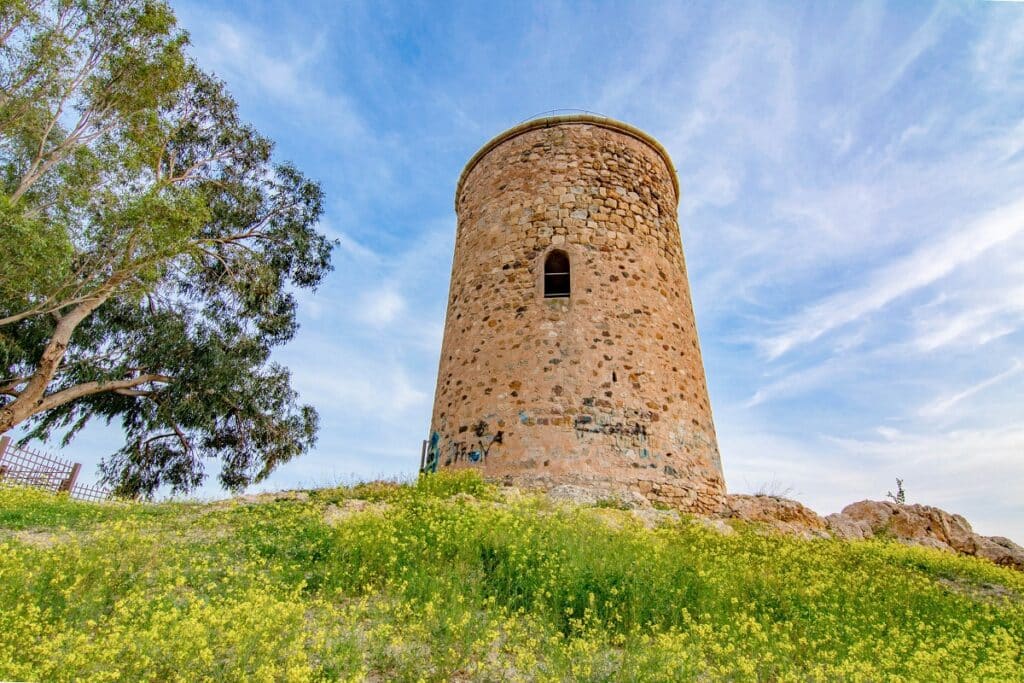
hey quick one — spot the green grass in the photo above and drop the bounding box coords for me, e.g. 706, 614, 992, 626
1, 472, 1022, 681
0, 485, 190, 530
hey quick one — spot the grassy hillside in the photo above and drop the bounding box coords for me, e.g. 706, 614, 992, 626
1, 472, 1022, 681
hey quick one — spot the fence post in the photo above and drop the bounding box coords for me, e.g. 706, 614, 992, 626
0, 435, 9, 479
59, 462, 81, 493
420, 439, 427, 473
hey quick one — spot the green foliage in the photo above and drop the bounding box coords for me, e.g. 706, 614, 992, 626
0, 485, 114, 530
309, 470, 498, 506
594, 497, 632, 510
0, 195, 73, 306
888, 477, 907, 505
0, 485, 188, 530
0, 0, 332, 496
414, 468, 497, 500
1, 473, 1022, 681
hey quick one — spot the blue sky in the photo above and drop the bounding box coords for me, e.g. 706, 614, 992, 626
45, 1, 1024, 538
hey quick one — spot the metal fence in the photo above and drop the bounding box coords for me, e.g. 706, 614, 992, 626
0, 435, 112, 502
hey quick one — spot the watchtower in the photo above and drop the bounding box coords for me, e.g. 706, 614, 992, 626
426, 115, 725, 513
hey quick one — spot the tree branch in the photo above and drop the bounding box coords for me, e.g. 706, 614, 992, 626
34, 373, 172, 414
0, 377, 29, 396
0, 269, 134, 431
113, 388, 155, 397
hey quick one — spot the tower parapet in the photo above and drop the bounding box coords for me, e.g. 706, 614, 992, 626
428, 115, 725, 514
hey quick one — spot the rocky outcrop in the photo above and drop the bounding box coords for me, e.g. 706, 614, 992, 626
974, 536, 1024, 571
311, 483, 1022, 572
838, 501, 975, 550
720, 494, 829, 539
711, 495, 1023, 571
824, 512, 873, 540
827, 500, 1024, 571
547, 484, 651, 510
691, 515, 736, 536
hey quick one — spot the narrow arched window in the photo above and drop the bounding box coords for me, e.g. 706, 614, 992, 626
544, 250, 570, 298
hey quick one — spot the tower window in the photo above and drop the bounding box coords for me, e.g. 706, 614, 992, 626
544, 250, 570, 298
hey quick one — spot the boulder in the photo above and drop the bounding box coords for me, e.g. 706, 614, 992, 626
825, 512, 873, 540
323, 499, 389, 525
547, 484, 650, 509
631, 507, 681, 530
691, 516, 736, 536
721, 494, 829, 539
834, 500, 1024, 571
973, 536, 1024, 571
905, 536, 954, 552
839, 501, 975, 552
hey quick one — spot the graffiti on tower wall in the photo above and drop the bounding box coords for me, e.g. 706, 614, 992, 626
423, 431, 441, 473
427, 420, 504, 470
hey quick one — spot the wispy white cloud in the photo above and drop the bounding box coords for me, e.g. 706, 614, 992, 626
301, 364, 427, 415
918, 360, 1023, 418
334, 233, 380, 263
972, 8, 1024, 93
316, 217, 380, 264
744, 355, 852, 408
669, 25, 798, 161
761, 196, 1024, 359
282, 334, 429, 416
681, 161, 741, 214
911, 285, 1024, 352
867, 4, 949, 100
356, 289, 407, 328
185, 18, 364, 140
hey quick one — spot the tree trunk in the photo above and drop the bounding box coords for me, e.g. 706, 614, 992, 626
0, 406, 17, 434
0, 335, 74, 433
0, 283, 117, 434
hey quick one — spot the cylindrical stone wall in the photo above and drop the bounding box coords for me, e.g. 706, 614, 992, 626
427, 115, 725, 514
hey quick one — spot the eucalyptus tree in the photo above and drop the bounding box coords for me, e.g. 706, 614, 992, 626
0, 0, 333, 496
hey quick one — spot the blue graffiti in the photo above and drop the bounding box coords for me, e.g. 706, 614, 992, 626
423, 431, 441, 473
425, 423, 503, 472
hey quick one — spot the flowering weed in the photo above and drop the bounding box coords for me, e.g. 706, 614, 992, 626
0, 473, 1021, 681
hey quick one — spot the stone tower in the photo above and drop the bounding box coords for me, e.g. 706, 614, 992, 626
426, 114, 725, 514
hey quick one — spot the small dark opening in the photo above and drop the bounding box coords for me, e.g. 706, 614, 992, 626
544, 250, 570, 298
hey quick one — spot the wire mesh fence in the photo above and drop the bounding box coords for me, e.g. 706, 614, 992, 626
69, 482, 113, 503
0, 435, 112, 502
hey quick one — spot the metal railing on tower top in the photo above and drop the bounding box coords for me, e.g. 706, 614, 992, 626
515, 109, 613, 125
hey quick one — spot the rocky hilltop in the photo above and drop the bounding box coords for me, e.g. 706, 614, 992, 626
540, 483, 1024, 571
4, 471, 1022, 680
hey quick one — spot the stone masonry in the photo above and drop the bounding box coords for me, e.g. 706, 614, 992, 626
427, 115, 725, 514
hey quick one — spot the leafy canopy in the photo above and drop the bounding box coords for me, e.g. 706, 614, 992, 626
0, 0, 333, 496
